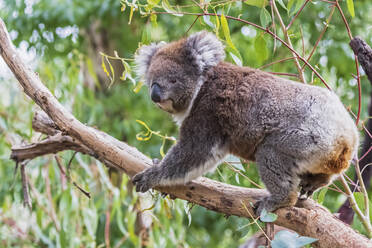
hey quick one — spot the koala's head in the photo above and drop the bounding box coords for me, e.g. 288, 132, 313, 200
134, 31, 225, 114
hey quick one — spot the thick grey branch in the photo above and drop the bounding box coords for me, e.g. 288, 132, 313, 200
350, 37, 372, 83
1, 18, 371, 247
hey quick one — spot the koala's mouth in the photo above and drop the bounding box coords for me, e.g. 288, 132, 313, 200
156, 99, 175, 113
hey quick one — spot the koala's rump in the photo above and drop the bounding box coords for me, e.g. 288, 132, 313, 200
248, 79, 358, 176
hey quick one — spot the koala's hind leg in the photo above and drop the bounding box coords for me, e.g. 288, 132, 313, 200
254, 145, 300, 215
299, 173, 332, 199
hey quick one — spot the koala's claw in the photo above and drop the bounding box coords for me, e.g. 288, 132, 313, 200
299, 188, 313, 200
132, 170, 154, 193
253, 198, 268, 216
299, 183, 316, 200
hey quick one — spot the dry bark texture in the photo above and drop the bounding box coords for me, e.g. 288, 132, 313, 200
1, 18, 371, 247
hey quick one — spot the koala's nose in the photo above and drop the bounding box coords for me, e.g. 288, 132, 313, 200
151, 83, 162, 103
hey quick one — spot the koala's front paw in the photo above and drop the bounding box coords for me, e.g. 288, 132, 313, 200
132, 168, 158, 192
299, 181, 318, 199
253, 197, 269, 216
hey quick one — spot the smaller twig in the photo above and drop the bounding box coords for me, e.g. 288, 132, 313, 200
20, 161, 32, 209
359, 145, 372, 162
270, 0, 277, 54
299, 26, 305, 57
327, 184, 346, 194
72, 182, 91, 198
339, 174, 372, 237
268, 72, 299, 78
301, 4, 336, 70
55, 153, 90, 198
360, 163, 372, 177
66, 151, 78, 179
335, 0, 361, 125
259, 57, 297, 69
185, 16, 200, 35
286, 0, 310, 30
354, 160, 371, 225
54, 155, 67, 189
318, 0, 336, 3
343, 173, 359, 189
241, 200, 271, 242
335, 0, 353, 40
225, 162, 263, 189
271, 0, 306, 83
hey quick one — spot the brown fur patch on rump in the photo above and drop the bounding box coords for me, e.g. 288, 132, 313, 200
322, 139, 353, 174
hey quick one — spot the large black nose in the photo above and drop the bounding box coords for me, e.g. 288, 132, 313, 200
151, 83, 162, 103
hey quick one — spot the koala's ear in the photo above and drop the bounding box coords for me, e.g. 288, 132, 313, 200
134, 42, 166, 78
185, 31, 225, 72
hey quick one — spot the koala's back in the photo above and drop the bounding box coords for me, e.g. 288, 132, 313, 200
196, 62, 358, 175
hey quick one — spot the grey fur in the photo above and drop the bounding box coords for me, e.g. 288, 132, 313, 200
132, 31, 359, 215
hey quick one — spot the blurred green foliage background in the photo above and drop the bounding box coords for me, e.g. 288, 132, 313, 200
0, 0, 372, 247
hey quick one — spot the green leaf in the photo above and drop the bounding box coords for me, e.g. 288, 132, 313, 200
287, 0, 296, 13
272, 230, 318, 248
162, 0, 183, 16
294, 0, 305, 14
260, 8, 272, 27
231, 162, 245, 171
354, 192, 366, 212
295, 236, 319, 247
276, 0, 287, 11
244, 0, 267, 8
346, 0, 355, 17
235, 173, 240, 184
254, 33, 268, 64
82, 208, 98, 238
133, 81, 144, 93
148, 0, 161, 9
136, 120, 153, 141
228, 49, 243, 66
141, 24, 151, 45
289, 0, 305, 16
203, 15, 215, 29
221, 14, 235, 49
316, 187, 327, 204
150, 14, 158, 27
160, 137, 166, 157
128, 5, 134, 24
221, 14, 244, 66
259, 208, 278, 222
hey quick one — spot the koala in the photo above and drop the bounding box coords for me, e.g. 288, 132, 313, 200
132, 31, 359, 215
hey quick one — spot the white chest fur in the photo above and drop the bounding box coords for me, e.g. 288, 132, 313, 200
172, 77, 205, 126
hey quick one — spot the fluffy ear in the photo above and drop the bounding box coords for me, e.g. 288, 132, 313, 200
134, 42, 166, 78
185, 31, 225, 72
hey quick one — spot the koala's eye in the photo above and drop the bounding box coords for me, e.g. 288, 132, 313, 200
170, 78, 177, 84
151, 81, 158, 87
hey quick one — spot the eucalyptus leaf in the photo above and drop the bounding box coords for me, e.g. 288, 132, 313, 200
244, 0, 267, 8
260, 8, 272, 27
259, 208, 278, 222
346, 0, 355, 17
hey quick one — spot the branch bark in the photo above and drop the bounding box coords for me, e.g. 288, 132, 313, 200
1, 18, 371, 247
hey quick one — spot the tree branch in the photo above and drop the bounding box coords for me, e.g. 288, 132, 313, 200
1, 18, 371, 247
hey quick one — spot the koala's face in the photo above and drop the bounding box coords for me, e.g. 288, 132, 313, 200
135, 31, 225, 114
146, 55, 200, 113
